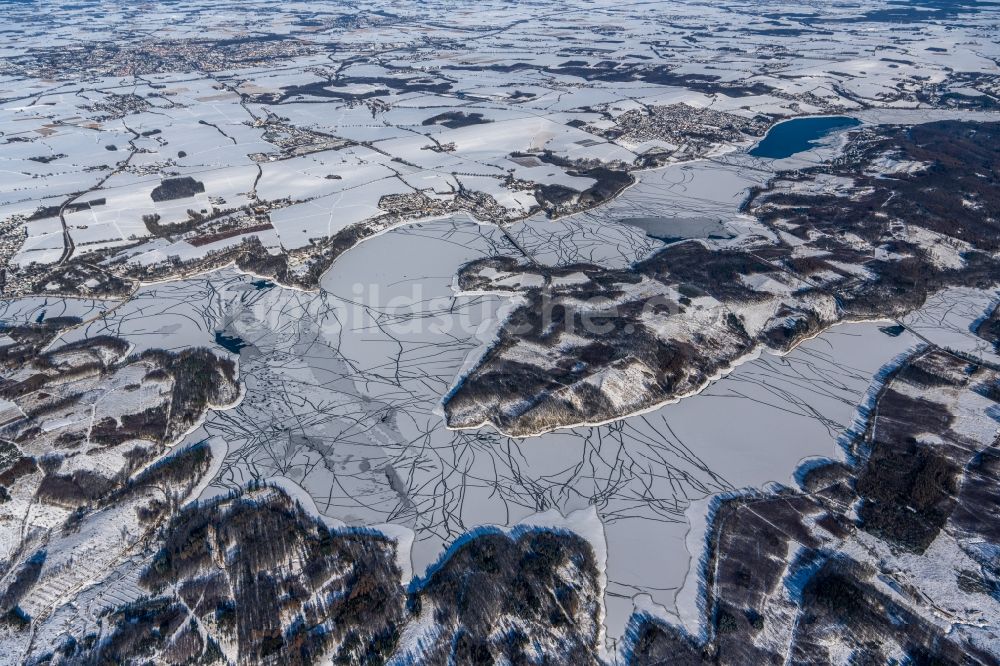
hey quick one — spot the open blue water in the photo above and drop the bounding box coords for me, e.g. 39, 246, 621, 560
749, 116, 861, 159
215, 330, 247, 354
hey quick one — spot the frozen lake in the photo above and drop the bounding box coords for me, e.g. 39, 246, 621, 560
59, 211, 995, 648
